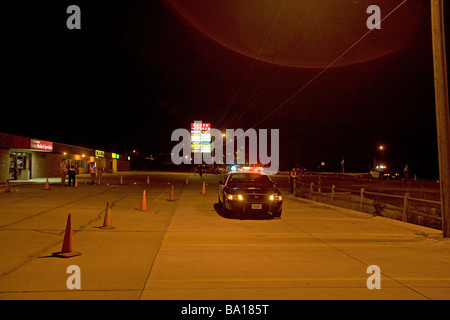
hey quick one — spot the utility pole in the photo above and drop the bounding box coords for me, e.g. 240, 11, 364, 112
431, 0, 450, 237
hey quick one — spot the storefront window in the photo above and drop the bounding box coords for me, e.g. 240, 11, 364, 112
9, 151, 31, 180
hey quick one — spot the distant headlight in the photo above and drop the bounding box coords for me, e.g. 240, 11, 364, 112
269, 194, 282, 201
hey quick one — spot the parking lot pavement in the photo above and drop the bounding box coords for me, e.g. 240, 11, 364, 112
1, 172, 449, 300
0, 173, 180, 299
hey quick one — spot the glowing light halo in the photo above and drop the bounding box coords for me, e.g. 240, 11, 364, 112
165, 0, 424, 68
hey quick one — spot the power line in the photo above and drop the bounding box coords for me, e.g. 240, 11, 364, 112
250, 0, 409, 129
227, 0, 331, 126
215, 0, 288, 128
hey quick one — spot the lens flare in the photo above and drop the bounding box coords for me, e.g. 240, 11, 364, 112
165, 0, 425, 68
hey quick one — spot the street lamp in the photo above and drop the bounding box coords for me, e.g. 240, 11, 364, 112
378, 145, 384, 158
373, 144, 385, 168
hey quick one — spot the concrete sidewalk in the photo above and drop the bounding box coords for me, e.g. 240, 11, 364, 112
0, 172, 449, 300
0, 174, 179, 299
141, 180, 450, 300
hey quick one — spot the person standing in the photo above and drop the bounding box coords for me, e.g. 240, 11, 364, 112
68, 161, 77, 186
88, 162, 97, 185
403, 164, 409, 182
60, 159, 68, 187
97, 163, 104, 180
289, 168, 297, 193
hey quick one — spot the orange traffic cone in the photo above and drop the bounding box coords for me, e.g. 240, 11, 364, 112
146, 176, 150, 185
74, 177, 79, 188
97, 175, 102, 186
138, 190, 148, 211
167, 185, 175, 201
185, 177, 189, 185
100, 202, 115, 229
201, 181, 206, 195
53, 214, 81, 258
4, 179, 11, 193
120, 176, 123, 185
44, 178, 51, 190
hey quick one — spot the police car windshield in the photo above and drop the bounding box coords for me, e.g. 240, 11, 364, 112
227, 173, 272, 186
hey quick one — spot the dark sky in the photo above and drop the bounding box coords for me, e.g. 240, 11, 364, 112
4, 0, 450, 178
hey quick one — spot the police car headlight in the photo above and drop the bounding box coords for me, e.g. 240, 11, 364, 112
269, 194, 282, 201
227, 194, 244, 201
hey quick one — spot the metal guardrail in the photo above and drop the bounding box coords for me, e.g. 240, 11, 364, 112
293, 180, 443, 230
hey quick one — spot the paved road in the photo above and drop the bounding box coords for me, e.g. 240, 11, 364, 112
0, 171, 449, 300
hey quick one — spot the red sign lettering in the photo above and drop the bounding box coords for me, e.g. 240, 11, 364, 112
30, 139, 53, 152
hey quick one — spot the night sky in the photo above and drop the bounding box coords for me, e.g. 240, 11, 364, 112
4, 0, 450, 178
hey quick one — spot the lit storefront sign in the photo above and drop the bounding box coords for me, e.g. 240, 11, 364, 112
30, 139, 53, 152
95, 150, 105, 157
112, 153, 120, 159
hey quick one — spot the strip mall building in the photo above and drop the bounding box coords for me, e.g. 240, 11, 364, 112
0, 133, 130, 181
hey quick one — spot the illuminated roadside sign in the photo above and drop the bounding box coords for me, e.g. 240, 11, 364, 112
30, 139, 53, 152
191, 121, 202, 153
191, 121, 211, 153
201, 123, 211, 153
112, 153, 120, 159
95, 150, 105, 157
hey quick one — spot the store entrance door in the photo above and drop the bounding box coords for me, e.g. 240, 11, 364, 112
9, 151, 32, 180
